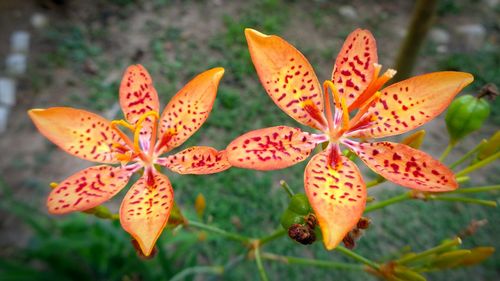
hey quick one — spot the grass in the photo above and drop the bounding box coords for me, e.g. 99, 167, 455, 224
5, 0, 499, 280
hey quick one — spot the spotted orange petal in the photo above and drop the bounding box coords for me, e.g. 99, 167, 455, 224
304, 151, 366, 250
347, 72, 473, 139
157, 68, 224, 153
160, 146, 231, 175
119, 64, 160, 123
120, 172, 174, 256
47, 165, 132, 214
245, 28, 327, 130
28, 107, 125, 163
226, 126, 320, 170
345, 140, 458, 192
332, 29, 378, 107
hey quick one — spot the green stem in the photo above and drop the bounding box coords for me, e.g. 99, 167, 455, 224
169, 266, 224, 281
439, 143, 455, 162
451, 185, 500, 194
280, 180, 294, 197
366, 177, 386, 189
364, 193, 412, 213
397, 237, 461, 264
455, 151, 500, 177
449, 140, 487, 169
456, 176, 470, 183
254, 246, 269, 281
188, 221, 250, 244
259, 228, 287, 246
336, 246, 380, 270
429, 196, 497, 207
261, 252, 364, 271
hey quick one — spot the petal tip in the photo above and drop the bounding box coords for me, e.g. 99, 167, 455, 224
245, 28, 270, 41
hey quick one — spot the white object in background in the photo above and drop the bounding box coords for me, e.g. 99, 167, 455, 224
0, 106, 10, 133
338, 5, 358, 20
6, 53, 27, 75
0, 78, 16, 106
10, 31, 30, 53
31, 13, 48, 29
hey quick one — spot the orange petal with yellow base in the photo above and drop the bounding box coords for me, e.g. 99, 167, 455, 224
345, 140, 458, 192
28, 107, 124, 163
157, 68, 224, 153
332, 29, 378, 107
304, 151, 366, 250
161, 146, 231, 175
245, 28, 327, 130
226, 126, 319, 170
120, 172, 174, 257
347, 72, 474, 139
48, 165, 132, 214
119, 64, 160, 123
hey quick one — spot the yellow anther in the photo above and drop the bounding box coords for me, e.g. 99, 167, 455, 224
49, 182, 58, 189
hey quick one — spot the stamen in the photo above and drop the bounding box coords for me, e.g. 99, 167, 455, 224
349, 91, 381, 128
340, 97, 349, 132
133, 111, 160, 154
322, 81, 337, 135
348, 64, 396, 111
49, 182, 58, 189
323, 80, 351, 138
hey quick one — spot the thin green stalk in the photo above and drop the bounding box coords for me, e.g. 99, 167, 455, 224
169, 266, 224, 281
455, 151, 500, 177
259, 228, 287, 246
188, 220, 250, 244
280, 180, 294, 197
449, 140, 487, 169
451, 185, 500, 194
254, 246, 269, 281
397, 237, 461, 264
336, 246, 380, 270
439, 143, 455, 162
366, 177, 386, 189
262, 252, 364, 271
430, 196, 497, 207
456, 176, 470, 183
364, 193, 412, 213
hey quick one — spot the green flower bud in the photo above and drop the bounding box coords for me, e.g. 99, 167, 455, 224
431, 249, 471, 269
393, 266, 427, 281
446, 95, 490, 144
458, 247, 495, 266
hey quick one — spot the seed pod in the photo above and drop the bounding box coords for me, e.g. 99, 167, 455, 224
445, 95, 490, 144
280, 209, 305, 229
288, 193, 312, 215
288, 224, 316, 245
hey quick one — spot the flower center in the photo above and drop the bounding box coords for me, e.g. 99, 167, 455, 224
110, 111, 160, 165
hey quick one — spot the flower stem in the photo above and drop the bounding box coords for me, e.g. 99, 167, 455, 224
366, 177, 386, 189
396, 237, 461, 265
261, 252, 364, 271
254, 246, 269, 281
439, 143, 455, 162
280, 180, 294, 197
187, 220, 250, 244
451, 185, 500, 194
449, 140, 487, 169
429, 196, 497, 207
455, 151, 500, 177
259, 228, 287, 246
364, 192, 412, 213
336, 246, 380, 270
169, 266, 224, 281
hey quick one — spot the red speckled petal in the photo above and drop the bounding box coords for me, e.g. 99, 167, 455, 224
157, 68, 224, 153
160, 146, 231, 175
120, 65, 160, 151
226, 126, 318, 170
345, 141, 458, 192
347, 72, 474, 139
304, 151, 366, 250
47, 165, 132, 214
28, 107, 126, 163
332, 29, 378, 107
119, 64, 160, 123
120, 172, 174, 257
245, 29, 327, 130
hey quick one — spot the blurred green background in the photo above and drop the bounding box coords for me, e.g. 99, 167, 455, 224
0, 0, 498, 280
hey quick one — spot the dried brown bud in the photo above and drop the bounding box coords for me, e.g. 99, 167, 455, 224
305, 213, 317, 229
357, 217, 371, 229
288, 224, 316, 245
342, 233, 356, 249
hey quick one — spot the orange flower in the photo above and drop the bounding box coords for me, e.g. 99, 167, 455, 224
29, 65, 229, 256
227, 29, 473, 249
